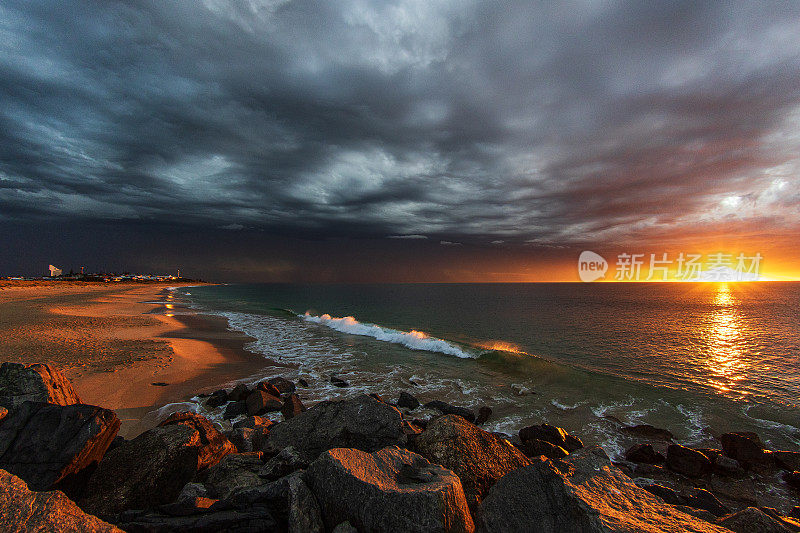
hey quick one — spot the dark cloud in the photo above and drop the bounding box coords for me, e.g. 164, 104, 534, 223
1, 1, 800, 278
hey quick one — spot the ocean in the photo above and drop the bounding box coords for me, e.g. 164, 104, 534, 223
175, 282, 800, 457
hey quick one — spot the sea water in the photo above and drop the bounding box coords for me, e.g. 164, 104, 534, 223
177, 282, 800, 457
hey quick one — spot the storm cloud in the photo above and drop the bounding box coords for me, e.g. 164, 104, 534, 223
1, 1, 800, 279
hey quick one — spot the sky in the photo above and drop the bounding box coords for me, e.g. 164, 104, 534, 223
1, 1, 800, 282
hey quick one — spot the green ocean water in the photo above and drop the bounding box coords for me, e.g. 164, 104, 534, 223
177, 282, 800, 456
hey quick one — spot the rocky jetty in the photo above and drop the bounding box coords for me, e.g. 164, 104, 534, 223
1, 361, 799, 532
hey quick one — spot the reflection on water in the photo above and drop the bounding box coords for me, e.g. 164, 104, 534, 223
705, 283, 746, 395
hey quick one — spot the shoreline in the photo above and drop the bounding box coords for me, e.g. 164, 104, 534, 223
0, 281, 273, 438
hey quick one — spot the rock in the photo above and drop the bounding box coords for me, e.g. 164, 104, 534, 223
306, 446, 474, 532
81, 414, 234, 518
159, 412, 236, 469
667, 444, 711, 477
521, 438, 569, 460
260, 446, 309, 481
268, 376, 296, 394
246, 390, 282, 416
713, 453, 745, 476
710, 476, 758, 505
716, 507, 791, 533
232, 415, 273, 430
0, 406, 6, 422
288, 473, 324, 533
205, 389, 228, 408
519, 423, 583, 453
675, 505, 719, 523
643, 483, 686, 505
228, 383, 251, 402
759, 509, 800, 532
415, 414, 531, 510
791, 506, 800, 520
720, 432, 767, 465
477, 446, 730, 533
282, 393, 306, 419
256, 380, 282, 397
117, 506, 279, 532
424, 400, 476, 423
475, 406, 492, 425
0, 362, 82, 408
227, 428, 254, 453
298, 378, 309, 388
176, 482, 209, 502
0, 402, 120, 492
397, 391, 421, 410
626, 443, 665, 464
332, 521, 358, 533
331, 375, 350, 388
196, 453, 264, 499
774, 451, 800, 472
787, 471, 800, 489
265, 395, 406, 460
685, 488, 731, 517
0, 468, 121, 533
223, 400, 247, 420
621, 424, 674, 441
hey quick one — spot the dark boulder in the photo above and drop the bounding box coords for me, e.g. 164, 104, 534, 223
281, 393, 306, 419
521, 439, 569, 460
0, 362, 82, 408
228, 383, 250, 402
260, 446, 309, 481
298, 378, 309, 387
223, 401, 247, 420
0, 406, 6, 422
424, 400, 476, 423
159, 412, 236, 469
330, 375, 350, 388
195, 453, 264, 499
226, 426, 270, 453
787, 471, 800, 489
477, 446, 731, 533
720, 432, 767, 465
80, 414, 234, 518
117, 506, 279, 532
774, 451, 800, 472
716, 507, 792, 533
397, 391, 421, 410
205, 389, 228, 408
684, 488, 731, 517
0, 402, 119, 492
519, 423, 583, 453
666, 444, 711, 477
642, 483, 686, 505
256, 381, 282, 397
267, 376, 296, 394
625, 443, 665, 464
232, 416, 273, 430
475, 406, 492, 425
713, 453, 745, 476
287, 472, 324, 533
265, 395, 406, 461
620, 424, 674, 441
245, 390, 282, 416
306, 445, 474, 532
0, 468, 121, 533
415, 414, 531, 511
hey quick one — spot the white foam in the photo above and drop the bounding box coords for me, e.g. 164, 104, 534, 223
302, 312, 476, 358
551, 399, 586, 411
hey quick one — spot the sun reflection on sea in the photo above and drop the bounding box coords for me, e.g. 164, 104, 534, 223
704, 283, 746, 394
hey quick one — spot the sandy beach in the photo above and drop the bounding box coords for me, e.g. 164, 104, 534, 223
0, 281, 268, 437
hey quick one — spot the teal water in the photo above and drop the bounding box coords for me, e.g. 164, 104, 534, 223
177, 282, 800, 456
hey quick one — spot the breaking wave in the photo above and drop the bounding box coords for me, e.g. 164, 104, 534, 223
301, 312, 476, 359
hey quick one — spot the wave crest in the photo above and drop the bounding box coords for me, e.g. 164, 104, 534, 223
302, 312, 476, 358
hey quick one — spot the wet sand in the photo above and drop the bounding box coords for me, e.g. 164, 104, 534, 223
0, 281, 269, 437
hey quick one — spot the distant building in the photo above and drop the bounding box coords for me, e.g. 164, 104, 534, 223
48, 265, 62, 277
